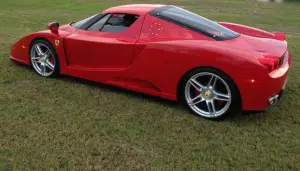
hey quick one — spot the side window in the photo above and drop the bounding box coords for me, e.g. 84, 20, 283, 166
71, 14, 100, 29
101, 14, 139, 33
87, 14, 112, 31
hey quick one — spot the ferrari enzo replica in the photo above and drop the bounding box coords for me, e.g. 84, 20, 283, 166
11, 5, 291, 119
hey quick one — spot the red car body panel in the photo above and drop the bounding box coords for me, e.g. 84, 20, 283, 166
10, 4, 291, 111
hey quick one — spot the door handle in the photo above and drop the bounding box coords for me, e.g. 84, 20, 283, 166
117, 38, 129, 42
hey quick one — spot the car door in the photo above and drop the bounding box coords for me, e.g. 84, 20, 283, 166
64, 13, 143, 70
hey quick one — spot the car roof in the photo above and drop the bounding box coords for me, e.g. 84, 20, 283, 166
103, 4, 166, 15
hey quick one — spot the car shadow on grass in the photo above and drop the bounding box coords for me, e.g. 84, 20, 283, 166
59, 74, 179, 107
11, 61, 269, 122
59, 75, 268, 122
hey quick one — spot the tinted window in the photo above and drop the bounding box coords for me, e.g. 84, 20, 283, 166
71, 14, 99, 29
149, 6, 240, 40
101, 14, 139, 33
87, 14, 112, 31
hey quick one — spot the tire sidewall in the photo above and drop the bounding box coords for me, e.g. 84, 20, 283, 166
29, 39, 60, 77
180, 67, 241, 120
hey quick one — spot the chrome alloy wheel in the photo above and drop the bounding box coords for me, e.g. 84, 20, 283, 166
30, 43, 55, 77
185, 72, 232, 118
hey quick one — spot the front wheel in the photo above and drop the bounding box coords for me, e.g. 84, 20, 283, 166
30, 39, 60, 77
180, 68, 241, 120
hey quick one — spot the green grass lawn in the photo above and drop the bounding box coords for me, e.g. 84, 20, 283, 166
1, 0, 300, 170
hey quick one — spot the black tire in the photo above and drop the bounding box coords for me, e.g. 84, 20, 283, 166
29, 39, 60, 77
179, 67, 241, 120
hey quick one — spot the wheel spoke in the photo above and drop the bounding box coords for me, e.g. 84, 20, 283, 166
32, 59, 41, 63
188, 95, 204, 106
207, 75, 217, 89
35, 45, 43, 56
42, 64, 46, 75
206, 101, 212, 113
44, 50, 51, 58
45, 61, 54, 70
32, 60, 41, 64
212, 77, 217, 89
32, 57, 41, 60
189, 79, 205, 91
211, 101, 216, 114
206, 100, 216, 114
214, 92, 230, 101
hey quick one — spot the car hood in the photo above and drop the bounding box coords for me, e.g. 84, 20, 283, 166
226, 34, 287, 58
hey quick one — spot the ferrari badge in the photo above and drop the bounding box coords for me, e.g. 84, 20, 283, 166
55, 40, 60, 46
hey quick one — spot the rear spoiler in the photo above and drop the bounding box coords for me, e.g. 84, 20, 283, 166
272, 32, 286, 41
218, 22, 286, 41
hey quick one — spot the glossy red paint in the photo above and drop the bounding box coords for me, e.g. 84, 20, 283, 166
10, 4, 291, 111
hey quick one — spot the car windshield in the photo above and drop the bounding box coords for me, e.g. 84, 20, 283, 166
150, 6, 240, 40
70, 14, 100, 29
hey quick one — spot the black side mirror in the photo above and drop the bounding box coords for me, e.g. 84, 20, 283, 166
48, 22, 59, 34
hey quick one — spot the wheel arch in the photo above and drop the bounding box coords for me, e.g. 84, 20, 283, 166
28, 37, 61, 77
29, 37, 54, 63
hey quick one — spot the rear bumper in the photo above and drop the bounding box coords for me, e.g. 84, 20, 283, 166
241, 51, 291, 111
265, 89, 284, 111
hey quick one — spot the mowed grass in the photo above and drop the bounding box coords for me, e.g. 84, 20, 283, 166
1, 0, 300, 170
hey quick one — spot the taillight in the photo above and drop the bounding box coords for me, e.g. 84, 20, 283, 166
258, 56, 279, 71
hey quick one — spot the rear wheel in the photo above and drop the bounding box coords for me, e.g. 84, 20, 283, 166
180, 68, 241, 120
30, 40, 59, 77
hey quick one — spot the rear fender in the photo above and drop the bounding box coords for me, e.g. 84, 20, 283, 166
126, 40, 266, 102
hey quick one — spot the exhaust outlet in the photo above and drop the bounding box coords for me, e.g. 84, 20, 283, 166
268, 94, 279, 106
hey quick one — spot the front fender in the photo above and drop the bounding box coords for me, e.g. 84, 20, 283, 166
10, 30, 71, 72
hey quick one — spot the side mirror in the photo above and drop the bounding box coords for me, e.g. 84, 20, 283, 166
48, 22, 59, 34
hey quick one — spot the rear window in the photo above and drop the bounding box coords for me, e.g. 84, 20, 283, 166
149, 6, 240, 40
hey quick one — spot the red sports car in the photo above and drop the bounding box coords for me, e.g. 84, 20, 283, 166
10, 4, 291, 119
